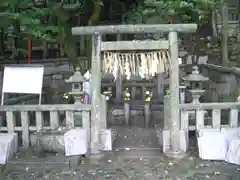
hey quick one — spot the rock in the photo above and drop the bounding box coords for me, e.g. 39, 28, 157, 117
221, 127, 240, 149
162, 130, 170, 153
225, 139, 240, 165
198, 129, 227, 160
67, 155, 81, 168
30, 130, 65, 153
162, 130, 188, 154
0, 133, 18, 164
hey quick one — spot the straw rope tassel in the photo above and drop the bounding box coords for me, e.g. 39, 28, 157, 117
139, 53, 145, 78
161, 51, 167, 73
104, 52, 110, 74
128, 54, 133, 78
102, 50, 170, 79
112, 53, 119, 80
102, 52, 106, 73
164, 51, 169, 72
118, 54, 124, 77
150, 52, 154, 77
145, 53, 149, 79
132, 53, 136, 76
125, 54, 131, 80
163, 52, 168, 73
108, 52, 113, 74
103, 52, 106, 73
152, 52, 158, 77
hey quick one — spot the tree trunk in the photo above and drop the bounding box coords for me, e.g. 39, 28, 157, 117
211, 11, 218, 36
0, 29, 4, 56
13, 21, 21, 63
221, 0, 229, 66
86, 1, 101, 68
61, 25, 78, 67
55, 2, 101, 69
13, 7, 22, 63
57, 11, 78, 68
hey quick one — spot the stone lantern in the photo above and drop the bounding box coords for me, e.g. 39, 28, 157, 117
65, 67, 86, 104
65, 67, 87, 127
182, 66, 209, 104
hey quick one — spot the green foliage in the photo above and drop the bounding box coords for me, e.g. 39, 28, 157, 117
0, 0, 87, 62
0, 0, 86, 40
124, 0, 219, 25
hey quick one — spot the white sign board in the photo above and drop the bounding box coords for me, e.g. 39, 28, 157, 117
198, 131, 227, 160
2, 65, 44, 94
64, 128, 88, 156
99, 129, 112, 151
1, 65, 44, 105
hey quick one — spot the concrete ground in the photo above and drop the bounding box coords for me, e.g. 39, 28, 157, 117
1, 127, 240, 180
2, 155, 240, 180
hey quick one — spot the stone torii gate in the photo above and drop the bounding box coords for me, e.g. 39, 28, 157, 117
72, 24, 197, 157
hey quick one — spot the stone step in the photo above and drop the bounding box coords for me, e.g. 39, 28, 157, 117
113, 127, 160, 150
6, 157, 69, 171
114, 148, 162, 159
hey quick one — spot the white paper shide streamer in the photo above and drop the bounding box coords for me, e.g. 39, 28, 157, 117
112, 54, 119, 81
103, 51, 170, 80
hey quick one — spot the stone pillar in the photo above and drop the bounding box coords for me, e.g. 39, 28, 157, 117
144, 104, 150, 127
169, 31, 180, 130
90, 33, 102, 155
115, 34, 122, 102
115, 68, 122, 102
163, 31, 185, 158
123, 88, 130, 126
144, 90, 152, 128
157, 73, 165, 101
131, 86, 136, 100
100, 94, 107, 129
124, 103, 130, 125
164, 96, 170, 129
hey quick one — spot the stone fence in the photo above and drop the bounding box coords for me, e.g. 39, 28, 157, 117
0, 104, 91, 148
0, 96, 108, 149
179, 101, 239, 151
164, 94, 240, 153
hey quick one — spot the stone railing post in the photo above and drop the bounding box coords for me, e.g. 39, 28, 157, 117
164, 95, 170, 129
123, 88, 130, 125
144, 90, 152, 128
100, 94, 107, 129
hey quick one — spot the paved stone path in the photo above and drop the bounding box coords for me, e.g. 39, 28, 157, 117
2, 154, 240, 180
113, 127, 159, 149
1, 127, 240, 179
